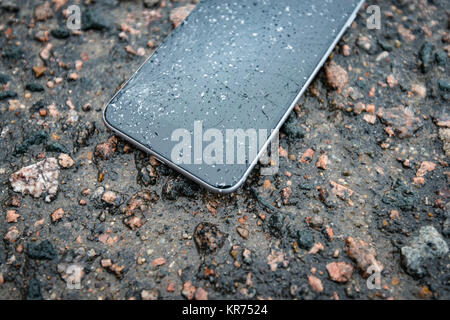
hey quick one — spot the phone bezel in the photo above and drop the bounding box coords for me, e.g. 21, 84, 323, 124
103, 0, 365, 194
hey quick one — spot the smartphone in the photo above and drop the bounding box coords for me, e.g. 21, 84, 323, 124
103, 0, 365, 193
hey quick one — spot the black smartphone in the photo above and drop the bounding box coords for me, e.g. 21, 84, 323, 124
103, 0, 364, 193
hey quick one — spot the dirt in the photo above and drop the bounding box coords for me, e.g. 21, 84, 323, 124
0, 0, 449, 300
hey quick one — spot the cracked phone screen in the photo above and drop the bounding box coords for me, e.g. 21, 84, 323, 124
104, 0, 362, 190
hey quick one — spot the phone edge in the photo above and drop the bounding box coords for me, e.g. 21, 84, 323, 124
102, 0, 366, 194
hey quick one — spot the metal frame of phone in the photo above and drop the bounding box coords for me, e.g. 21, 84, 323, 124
103, 0, 365, 194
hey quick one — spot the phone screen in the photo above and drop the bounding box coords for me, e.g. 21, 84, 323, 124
104, 0, 363, 191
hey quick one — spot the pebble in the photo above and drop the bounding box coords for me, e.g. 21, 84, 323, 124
316, 154, 328, 170
416, 161, 436, 177
9, 158, 59, 202
40, 43, 52, 60
51, 208, 64, 222
152, 257, 166, 267
94, 136, 118, 161
411, 83, 427, 98
307, 275, 323, 293
345, 237, 383, 278
363, 114, 377, 124
58, 153, 74, 168
181, 281, 196, 300
5, 209, 19, 223
299, 148, 315, 163
401, 226, 448, 278
4, 226, 20, 242
326, 262, 353, 283
193, 222, 227, 255
195, 288, 208, 300
329, 180, 353, 200
101, 191, 121, 206
297, 229, 314, 250
236, 226, 249, 239
377, 106, 422, 138
325, 61, 348, 91
34, 1, 53, 21
141, 289, 159, 300
419, 42, 434, 73
341, 44, 351, 56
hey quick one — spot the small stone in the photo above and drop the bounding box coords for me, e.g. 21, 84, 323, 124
345, 237, 383, 278
40, 43, 52, 60
51, 208, 64, 222
141, 289, 159, 300
4, 226, 20, 242
411, 83, 427, 98
386, 74, 398, 88
299, 148, 315, 164
309, 242, 324, 254
124, 216, 144, 230
94, 136, 118, 161
325, 61, 348, 91
101, 259, 112, 268
401, 226, 448, 278
181, 281, 196, 300
308, 275, 323, 293
34, 1, 53, 21
32, 65, 47, 79
236, 226, 249, 239
419, 42, 434, 73
316, 154, 328, 170
34, 30, 49, 42
416, 161, 436, 177
101, 191, 121, 206
68, 73, 78, 81
363, 114, 377, 124
377, 106, 422, 138
9, 158, 59, 202
195, 287, 208, 300
297, 229, 314, 250
341, 44, 351, 56
152, 257, 166, 267
330, 180, 353, 200
58, 153, 74, 168
147, 39, 156, 48
136, 48, 146, 56
5, 210, 19, 223
194, 222, 227, 255
326, 262, 353, 283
